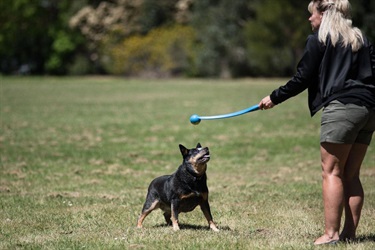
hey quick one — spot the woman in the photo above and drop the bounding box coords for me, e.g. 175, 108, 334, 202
259, 0, 375, 245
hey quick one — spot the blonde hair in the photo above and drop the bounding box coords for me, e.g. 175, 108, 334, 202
308, 0, 363, 51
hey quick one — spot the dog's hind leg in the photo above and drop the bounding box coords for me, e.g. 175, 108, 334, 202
163, 212, 172, 225
137, 200, 159, 228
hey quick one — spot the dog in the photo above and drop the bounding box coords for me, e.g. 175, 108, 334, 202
137, 143, 219, 231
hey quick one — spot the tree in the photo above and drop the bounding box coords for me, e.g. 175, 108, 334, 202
2, 0, 372, 76
187, 0, 259, 77
69, 0, 184, 74
242, 0, 310, 76
138, 0, 177, 34
0, 0, 87, 75
351, 0, 375, 42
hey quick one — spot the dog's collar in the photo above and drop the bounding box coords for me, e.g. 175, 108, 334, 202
185, 166, 204, 181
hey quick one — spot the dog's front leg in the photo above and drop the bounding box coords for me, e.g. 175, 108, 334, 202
170, 200, 180, 231
200, 194, 219, 232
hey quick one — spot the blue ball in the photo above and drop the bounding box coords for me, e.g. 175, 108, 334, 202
190, 114, 201, 125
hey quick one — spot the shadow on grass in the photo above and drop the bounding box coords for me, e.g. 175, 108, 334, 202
154, 223, 232, 231
356, 233, 375, 243
335, 234, 375, 245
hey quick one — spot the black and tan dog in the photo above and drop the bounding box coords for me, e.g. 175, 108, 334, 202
137, 143, 219, 231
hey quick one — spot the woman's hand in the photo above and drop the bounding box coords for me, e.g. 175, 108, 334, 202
259, 96, 275, 110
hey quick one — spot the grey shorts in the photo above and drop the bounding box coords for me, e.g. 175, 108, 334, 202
321, 100, 375, 145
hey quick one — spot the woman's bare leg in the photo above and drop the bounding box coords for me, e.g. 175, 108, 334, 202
314, 142, 351, 245
340, 143, 367, 240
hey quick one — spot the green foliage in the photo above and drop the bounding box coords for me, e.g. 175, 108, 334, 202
67, 54, 93, 75
243, 0, 310, 76
1, 0, 374, 76
191, 0, 255, 77
109, 25, 197, 76
351, 0, 375, 40
138, 0, 177, 34
46, 31, 77, 72
0, 0, 86, 75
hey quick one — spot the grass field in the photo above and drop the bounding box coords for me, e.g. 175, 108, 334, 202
1, 76, 374, 249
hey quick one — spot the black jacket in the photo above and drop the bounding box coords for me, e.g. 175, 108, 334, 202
270, 32, 375, 116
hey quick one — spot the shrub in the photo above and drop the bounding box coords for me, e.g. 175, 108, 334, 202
109, 25, 197, 77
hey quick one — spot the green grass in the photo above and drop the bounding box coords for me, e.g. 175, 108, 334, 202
1, 76, 374, 249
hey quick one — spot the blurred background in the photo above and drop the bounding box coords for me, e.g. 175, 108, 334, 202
1, 0, 374, 78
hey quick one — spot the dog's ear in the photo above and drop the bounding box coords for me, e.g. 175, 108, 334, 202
179, 144, 188, 157
196, 143, 202, 148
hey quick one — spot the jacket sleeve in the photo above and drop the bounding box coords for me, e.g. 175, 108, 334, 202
270, 34, 324, 105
